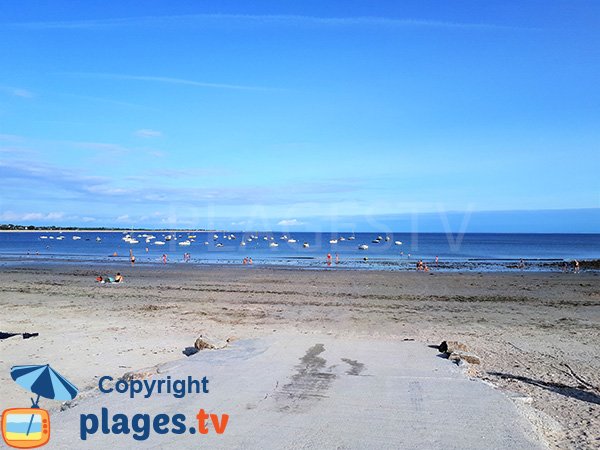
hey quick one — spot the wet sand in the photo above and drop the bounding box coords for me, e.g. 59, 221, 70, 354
0, 264, 598, 449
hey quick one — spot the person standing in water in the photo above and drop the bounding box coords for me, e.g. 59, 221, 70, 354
335, 253, 340, 264
574, 259, 580, 273
326, 253, 332, 266
129, 249, 136, 266
162, 254, 167, 264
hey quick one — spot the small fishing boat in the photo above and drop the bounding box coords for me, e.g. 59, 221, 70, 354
178, 240, 191, 246
154, 241, 165, 245
96, 237, 102, 241
72, 236, 81, 240
329, 239, 338, 244
395, 241, 403, 245
303, 242, 310, 248
216, 243, 224, 247
269, 242, 279, 247
287, 239, 297, 243
358, 244, 369, 250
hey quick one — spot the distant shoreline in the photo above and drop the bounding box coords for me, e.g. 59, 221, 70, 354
0, 229, 217, 233
1, 229, 599, 235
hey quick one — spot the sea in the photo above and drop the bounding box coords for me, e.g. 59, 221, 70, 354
0, 231, 598, 271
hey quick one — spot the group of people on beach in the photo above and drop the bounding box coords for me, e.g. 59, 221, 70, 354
417, 256, 440, 272
95, 273, 123, 284
563, 259, 580, 273
326, 253, 340, 266
416, 260, 430, 272
242, 257, 253, 265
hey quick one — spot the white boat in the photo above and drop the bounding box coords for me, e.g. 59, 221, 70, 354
204, 241, 209, 245
154, 241, 165, 245
129, 239, 139, 244
339, 237, 345, 241
329, 239, 338, 244
216, 243, 224, 247
394, 241, 403, 245
348, 236, 355, 240
385, 236, 390, 242
241, 241, 246, 246
303, 242, 310, 248
40, 236, 48, 239
49, 236, 55, 239
188, 235, 196, 239
96, 237, 102, 241
213, 234, 219, 240
56, 236, 65, 240
72, 236, 81, 240
372, 239, 381, 243
358, 244, 369, 250
269, 242, 279, 247
165, 235, 172, 241
287, 239, 297, 243
178, 240, 191, 246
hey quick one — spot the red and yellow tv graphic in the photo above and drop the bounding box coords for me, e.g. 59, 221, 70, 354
1, 408, 50, 449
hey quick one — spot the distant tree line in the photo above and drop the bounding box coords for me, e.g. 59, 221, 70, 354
0, 224, 210, 231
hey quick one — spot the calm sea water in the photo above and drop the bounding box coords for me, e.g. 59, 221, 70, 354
0, 231, 598, 271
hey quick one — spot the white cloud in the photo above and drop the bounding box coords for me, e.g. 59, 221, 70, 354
0, 211, 64, 222
0, 86, 34, 98
12, 88, 34, 98
135, 129, 163, 138
277, 219, 304, 226
6, 15, 520, 31
116, 214, 131, 222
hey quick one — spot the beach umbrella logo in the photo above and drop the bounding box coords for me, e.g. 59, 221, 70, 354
1, 364, 78, 449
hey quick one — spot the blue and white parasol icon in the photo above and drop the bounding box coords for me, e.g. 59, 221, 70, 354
10, 364, 78, 435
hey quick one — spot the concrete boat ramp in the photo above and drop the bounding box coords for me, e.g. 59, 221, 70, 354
49, 334, 544, 449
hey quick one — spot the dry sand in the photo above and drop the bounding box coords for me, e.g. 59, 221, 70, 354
0, 264, 599, 448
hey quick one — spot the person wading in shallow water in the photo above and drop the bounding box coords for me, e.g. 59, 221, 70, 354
130, 249, 136, 266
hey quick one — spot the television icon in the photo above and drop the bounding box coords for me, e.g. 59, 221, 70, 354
1, 408, 50, 449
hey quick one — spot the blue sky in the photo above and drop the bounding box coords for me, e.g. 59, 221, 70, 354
0, 1, 598, 231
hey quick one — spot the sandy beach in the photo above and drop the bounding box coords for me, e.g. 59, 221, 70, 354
1, 264, 598, 449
